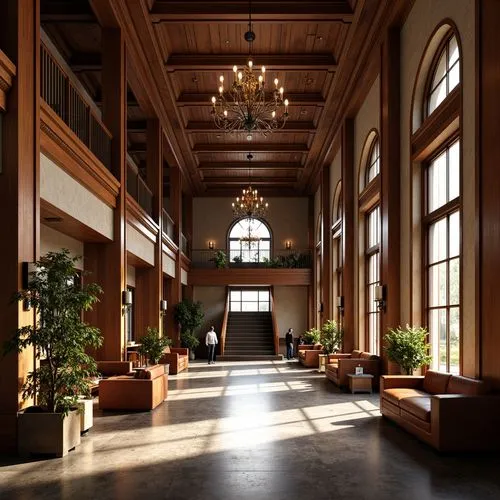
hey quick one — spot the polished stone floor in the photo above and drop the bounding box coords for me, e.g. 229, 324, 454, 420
1, 360, 500, 500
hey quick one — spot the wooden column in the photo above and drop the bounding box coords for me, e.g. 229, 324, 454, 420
135, 120, 164, 336
166, 165, 182, 345
341, 119, 355, 352
380, 28, 401, 372
477, 0, 500, 389
85, 27, 127, 361
307, 195, 315, 328
321, 165, 332, 320
0, 0, 40, 454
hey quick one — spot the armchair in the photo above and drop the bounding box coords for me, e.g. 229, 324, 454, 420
298, 345, 323, 368
325, 350, 381, 389
160, 347, 189, 375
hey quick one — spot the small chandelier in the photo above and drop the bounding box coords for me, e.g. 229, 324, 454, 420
210, 1, 289, 140
231, 153, 269, 218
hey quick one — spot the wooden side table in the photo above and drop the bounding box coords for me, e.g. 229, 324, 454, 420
318, 354, 328, 373
347, 373, 374, 394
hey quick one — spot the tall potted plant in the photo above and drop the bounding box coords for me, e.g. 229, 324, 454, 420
384, 324, 432, 375
137, 326, 172, 365
303, 327, 321, 346
320, 319, 343, 355
3, 250, 103, 457
174, 299, 204, 360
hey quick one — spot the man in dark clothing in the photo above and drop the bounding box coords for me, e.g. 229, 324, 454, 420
285, 328, 294, 360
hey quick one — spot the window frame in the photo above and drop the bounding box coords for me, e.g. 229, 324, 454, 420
227, 217, 272, 264
365, 138, 380, 187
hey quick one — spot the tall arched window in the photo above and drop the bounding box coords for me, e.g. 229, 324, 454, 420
426, 34, 460, 116
415, 26, 462, 374
228, 218, 271, 263
359, 132, 381, 354
332, 182, 343, 323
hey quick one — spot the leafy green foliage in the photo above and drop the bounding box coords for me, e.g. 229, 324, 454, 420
320, 319, 343, 354
303, 327, 321, 345
232, 255, 243, 263
174, 299, 204, 338
181, 332, 200, 351
4, 250, 103, 415
262, 252, 310, 268
384, 324, 432, 375
211, 250, 227, 269
137, 327, 172, 365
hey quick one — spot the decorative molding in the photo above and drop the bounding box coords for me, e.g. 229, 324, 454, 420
0, 49, 16, 112
40, 101, 119, 208
126, 193, 159, 243
188, 268, 312, 286
162, 236, 178, 259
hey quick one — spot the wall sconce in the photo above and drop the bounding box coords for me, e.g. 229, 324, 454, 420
374, 284, 386, 312
160, 299, 168, 316
285, 240, 292, 250
208, 241, 214, 250
122, 290, 133, 308
336, 295, 344, 316
319, 302, 324, 313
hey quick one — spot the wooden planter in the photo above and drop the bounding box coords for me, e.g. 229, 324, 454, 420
18, 408, 81, 458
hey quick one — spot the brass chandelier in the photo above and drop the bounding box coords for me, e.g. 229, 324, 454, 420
210, 1, 289, 140
231, 153, 269, 218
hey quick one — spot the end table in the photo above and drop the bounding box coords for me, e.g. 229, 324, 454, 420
347, 373, 374, 394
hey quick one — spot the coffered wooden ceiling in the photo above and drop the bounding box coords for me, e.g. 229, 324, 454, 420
41, 0, 413, 196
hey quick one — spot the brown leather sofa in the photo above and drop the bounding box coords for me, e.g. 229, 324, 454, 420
380, 370, 500, 451
159, 346, 189, 375
325, 350, 381, 389
99, 364, 168, 411
298, 345, 323, 367
97, 361, 133, 377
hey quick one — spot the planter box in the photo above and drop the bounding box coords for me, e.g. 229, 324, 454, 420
18, 408, 81, 458
77, 398, 93, 433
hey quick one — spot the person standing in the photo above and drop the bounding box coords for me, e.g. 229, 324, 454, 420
285, 328, 294, 360
205, 326, 218, 364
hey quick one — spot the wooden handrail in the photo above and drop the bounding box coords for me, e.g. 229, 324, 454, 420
270, 287, 280, 355
220, 287, 230, 356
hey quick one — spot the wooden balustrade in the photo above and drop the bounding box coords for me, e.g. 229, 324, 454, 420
40, 43, 112, 171
270, 289, 280, 355
162, 209, 175, 240
220, 289, 230, 356
126, 163, 153, 217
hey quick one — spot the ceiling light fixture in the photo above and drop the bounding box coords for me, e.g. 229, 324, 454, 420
231, 153, 269, 218
211, 0, 289, 140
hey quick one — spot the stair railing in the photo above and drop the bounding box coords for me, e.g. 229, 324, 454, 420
220, 287, 230, 356
270, 287, 280, 355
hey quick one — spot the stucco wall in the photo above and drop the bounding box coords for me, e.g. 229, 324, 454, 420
40, 224, 83, 270
127, 224, 155, 266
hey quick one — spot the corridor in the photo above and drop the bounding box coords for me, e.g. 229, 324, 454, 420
1, 361, 500, 500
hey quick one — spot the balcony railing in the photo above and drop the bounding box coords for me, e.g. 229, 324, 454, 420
181, 233, 189, 255
162, 209, 175, 241
190, 249, 312, 268
40, 43, 112, 171
127, 164, 153, 216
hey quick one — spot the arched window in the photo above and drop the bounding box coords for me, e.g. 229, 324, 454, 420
415, 25, 462, 374
365, 139, 380, 185
228, 218, 271, 263
332, 182, 343, 323
426, 34, 460, 116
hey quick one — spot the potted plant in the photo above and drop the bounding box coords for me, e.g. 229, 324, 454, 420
320, 319, 343, 355
174, 299, 205, 360
303, 327, 321, 346
3, 250, 103, 457
384, 324, 432, 375
211, 250, 227, 269
232, 255, 243, 265
137, 326, 172, 366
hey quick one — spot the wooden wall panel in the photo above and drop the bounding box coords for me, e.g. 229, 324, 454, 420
321, 165, 332, 319
0, 0, 39, 454
188, 268, 312, 286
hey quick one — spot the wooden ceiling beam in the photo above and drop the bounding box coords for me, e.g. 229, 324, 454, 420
166, 54, 336, 72
150, 1, 353, 23
41, 1, 96, 23
203, 179, 296, 185
197, 162, 304, 170
127, 120, 147, 133
177, 92, 325, 107
192, 143, 309, 153
186, 121, 316, 133
70, 53, 101, 73
203, 187, 301, 197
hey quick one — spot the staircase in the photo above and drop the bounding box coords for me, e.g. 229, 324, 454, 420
220, 312, 282, 361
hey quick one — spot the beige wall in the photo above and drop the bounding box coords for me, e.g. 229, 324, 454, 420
127, 224, 155, 266
354, 75, 381, 349
162, 253, 176, 278
274, 286, 308, 355
193, 197, 309, 251
40, 153, 113, 240
40, 224, 83, 270
193, 286, 226, 340
400, 0, 476, 376
127, 265, 136, 287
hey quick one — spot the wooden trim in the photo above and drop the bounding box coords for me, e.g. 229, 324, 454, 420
180, 252, 191, 271
162, 237, 179, 258
359, 176, 381, 213
411, 87, 460, 161
126, 193, 159, 243
188, 268, 312, 286
0, 48, 16, 112
271, 286, 280, 355
40, 101, 119, 208
322, 165, 332, 318
220, 287, 230, 356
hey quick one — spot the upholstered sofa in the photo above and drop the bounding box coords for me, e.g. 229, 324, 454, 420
159, 346, 189, 375
298, 345, 323, 367
99, 364, 168, 411
380, 370, 500, 451
97, 361, 133, 377
325, 350, 381, 389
